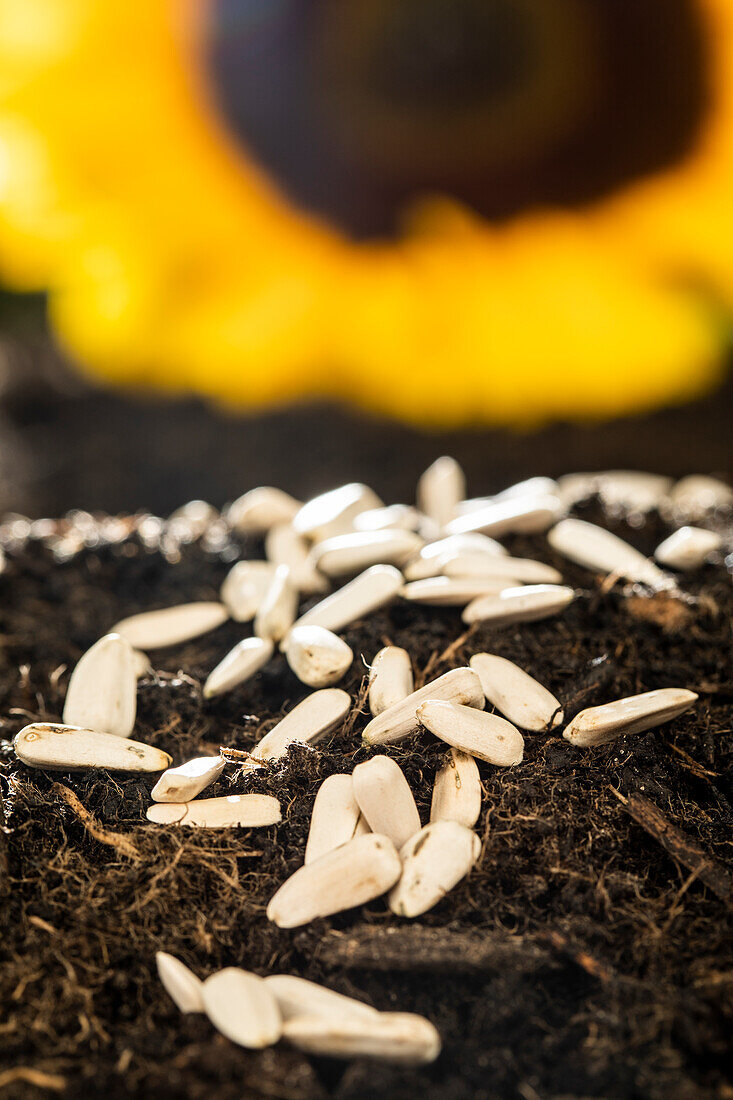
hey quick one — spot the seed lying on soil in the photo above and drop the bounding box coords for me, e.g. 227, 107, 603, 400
310, 529, 423, 577
112, 602, 229, 649
14, 723, 171, 772
470, 653, 563, 731
353, 504, 424, 533
226, 487, 301, 534
294, 483, 383, 541
150, 755, 226, 803
547, 518, 670, 586
462, 584, 575, 626
443, 553, 562, 585
417, 701, 524, 766
202, 968, 282, 1049
563, 687, 698, 747
283, 625, 353, 687
265, 975, 378, 1023
654, 526, 722, 570
62, 633, 137, 739
389, 820, 481, 918
156, 952, 204, 1014
417, 456, 466, 528
203, 636, 274, 698
445, 493, 563, 538
305, 774, 363, 864
668, 474, 733, 518
368, 646, 414, 716
283, 1012, 441, 1064
146, 793, 281, 827
401, 576, 513, 606
430, 748, 482, 828
220, 561, 279, 621
403, 532, 508, 580
254, 565, 298, 642
362, 667, 484, 746
352, 756, 421, 850
292, 565, 402, 633
558, 471, 672, 513
267, 833, 402, 928
251, 688, 351, 762
265, 523, 330, 595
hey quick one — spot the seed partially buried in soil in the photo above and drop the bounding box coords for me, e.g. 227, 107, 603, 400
251, 688, 351, 762
282, 1012, 441, 1064
14, 723, 171, 772
156, 952, 205, 1014
264, 974, 379, 1023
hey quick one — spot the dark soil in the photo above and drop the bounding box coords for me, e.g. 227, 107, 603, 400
1, 494, 731, 1100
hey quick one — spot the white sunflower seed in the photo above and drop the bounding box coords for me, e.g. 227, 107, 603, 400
14, 723, 171, 772
220, 561, 278, 621
462, 583, 575, 626
294, 483, 383, 541
547, 519, 670, 587
445, 494, 563, 537
403, 533, 508, 580
430, 748, 482, 828
305, 774, 363, 864
654, 526, 722, 571
292, 565, 402, 634
202, 968, 282, 1049
283, 625, 353, 688
156, 952, 204, 1014
112, 602, 229, 649
265, 523, 329, 596
254, 565, 298, 642
226, 487, 301, 534
401, 576, 513, 606
203, 636, 274, 699
150, 755, 226, 803
283, 1012, 441, 1064
132, 650, 152, 678
265, 975, 378, 1023
455, 478, 561, 516
266, 833, 402, 928
62, 633, 137, 739
368, 646, 413, 716
558, 471, 672, 513
389, 821, 481, 918
563, 687, 698, 747
252, 688, 351, 762
352, 756, 421, 850
417, 456, 465, 528
146, 793, 281, 827
353, 504, 424, 533
668, 475, 733, 518
310, 529, 423, 577
417, 701, 524, 766
443, 554, 562, 585
362, 667, 484, 746
469, 653, 563, 731
167, 499, 218, 535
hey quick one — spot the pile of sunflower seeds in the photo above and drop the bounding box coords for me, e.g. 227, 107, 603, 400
10, 462, 730, 1062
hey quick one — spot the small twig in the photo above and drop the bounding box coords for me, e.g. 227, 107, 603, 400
53, 783, 141, 862
0, 1068, 66, 1092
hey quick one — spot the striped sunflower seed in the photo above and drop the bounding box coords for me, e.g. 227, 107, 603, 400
443, 554, 562, 585
445, 493, 563, 538
401, 576, 513, 607
563, 688, 698, 747
265, 523, 329, 596
547, 519, 669, 587
203, 636, 274, 699
668, 475, 733, 519
352, 756, 421, 850
14, 723, 171, 772
220, 561, 278, 621
368, 646, 414, 716
294, 483, 383, 541
403, 532, 508, 581
462, 583, 575, 626
389, 820, 481, 917
292, 565, 402, 634
283, 625, 353, 687
112, 602, 229, 649
63, 633, 137, 739
362, 667, 484, 746
146, 793, 281, 827
283, 1012, 441, 1064
417, 700, 524, 766
202, 968, 282, 1049
310, 529, 423, 577
251, 688, 351, 762
226, 487, 301, 534
265, 975, 378, 1023
417, 456, 465, 528
470, 653, 563, 731
305, 774, 363, 864
654, 526, 722, 571
254, 565, 298, 642
150, 755, 226, 803
430, 748, 482, 828
156, 952, 204, 1014
266, 833, 401, 928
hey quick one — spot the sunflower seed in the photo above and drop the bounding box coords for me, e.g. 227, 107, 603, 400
203, 636, 274, 698
558, 471, 672, 513
292, 565, 402, 633
353, 504, 424, 533
265, 523, 329, 596
563, 687, 698, 747
462, 584, 575, 626
470, 653, 563, 731
151, 755, 226, 803
310, 529, 423, 577
455, 478, 561, 516
266, 833, 402, 928
445, 494, 563, 537
254, 565, 298, 642
265, 975, 378, 1023
220, 561, 278, 621
62, 633, 137, 738
443, 554, 562, 584
352, 756, 421, 850
14, 723, 171, 772
305, 774, 363, 864
283, 1012, 441, 1064
417, 456, 465, 528
369, 646, 414, 716
294, 483, 383, 541
362, 667, 484, 746
403, 533, 508, 580
283, 625, 353, 687
401, 576, 513, 606
112, 602, 229, 649
251, 688, 351, 762
654, 526, 722, 571
167, 499, 218, 535
389, 821, 481, 917
417, 701, 524, 766
156, 952, 204, 1014
202, 968, 282, 1049
547, 519, 669, 587
668, 475, 733, 518
132, 650, 152, 677
227, 487, 301, 534
430, 748, 482, 828
146, 793, 281, 827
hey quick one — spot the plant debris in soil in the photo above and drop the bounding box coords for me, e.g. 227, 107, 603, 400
0, 497, 732, 1100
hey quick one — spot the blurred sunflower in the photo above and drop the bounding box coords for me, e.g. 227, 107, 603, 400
0, 0, 732, 424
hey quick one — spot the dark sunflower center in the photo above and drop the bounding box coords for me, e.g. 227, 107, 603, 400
207, 0, 711, 238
